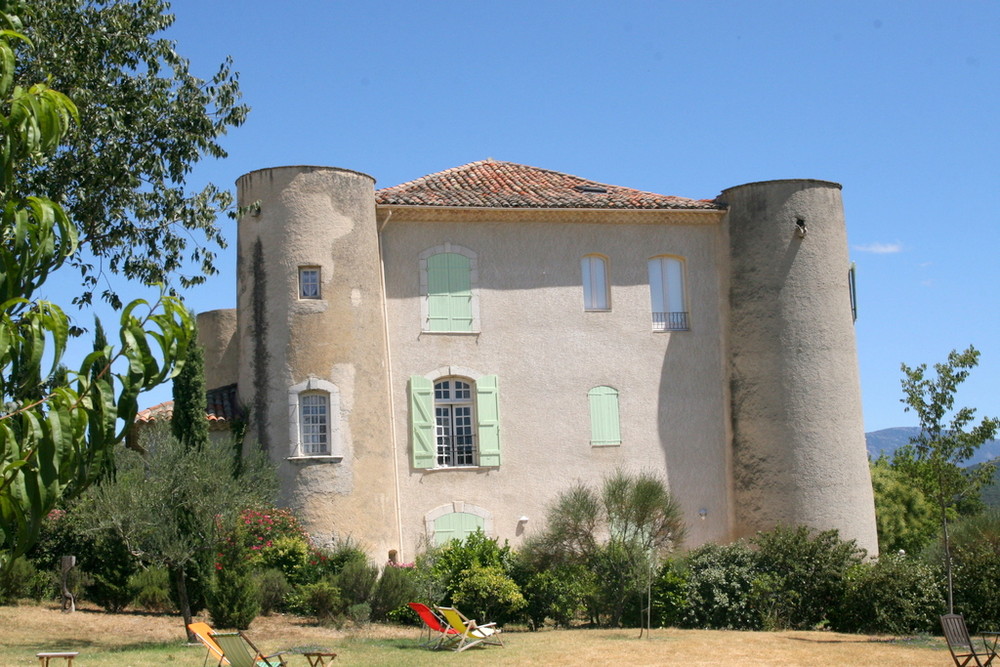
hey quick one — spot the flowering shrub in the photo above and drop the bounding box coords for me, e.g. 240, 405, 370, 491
215, 507, 313, 581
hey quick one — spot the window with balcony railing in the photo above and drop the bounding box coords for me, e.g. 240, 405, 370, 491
648, 256, 688, 332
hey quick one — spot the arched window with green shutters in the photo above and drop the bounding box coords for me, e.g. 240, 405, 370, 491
588, 385, 621, 446
432, 512, 485, 545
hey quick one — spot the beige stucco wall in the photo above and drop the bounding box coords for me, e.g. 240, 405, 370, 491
378, 207, 732, 559
235, 166, 399, 556
197, 309, 239, 390
720, 180, 878, 555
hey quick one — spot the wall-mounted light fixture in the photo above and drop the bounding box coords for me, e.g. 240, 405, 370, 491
795, 218, 807, 238
698, 508, 708, 520
518, 516, 530, 524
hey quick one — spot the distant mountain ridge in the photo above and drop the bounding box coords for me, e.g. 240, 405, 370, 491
865, 427, 1000, 465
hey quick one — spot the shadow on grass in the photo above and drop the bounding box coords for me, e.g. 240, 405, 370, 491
783, 634, 946, 650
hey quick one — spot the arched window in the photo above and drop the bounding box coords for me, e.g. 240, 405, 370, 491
581, 254, 610, 311
648, 255, 688, 331
419, 244, 480, 333
410, 371, 500, 469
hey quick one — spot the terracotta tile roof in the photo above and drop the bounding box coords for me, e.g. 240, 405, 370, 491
135, 385, 241, 424
375, 159, 722, 210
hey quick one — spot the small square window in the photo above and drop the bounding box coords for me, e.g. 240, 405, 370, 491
299, 267, 321, 299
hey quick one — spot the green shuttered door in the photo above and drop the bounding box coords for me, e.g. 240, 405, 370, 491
433, 512, 485, 545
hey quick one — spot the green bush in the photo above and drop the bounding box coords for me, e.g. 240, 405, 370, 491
947, 512, 1000, 632
832, 554, 943, 634
209, 549, 260, 629
519, 563, 592, 629
434, 530, 516, 600
347, 602, 372, 625
336, 558, 379, 609
680, 541, 761, 630
296, 580, 344, 624
452, 564, 526, 625
83, 532, 139, 612
129, 567, 173, 613
0, 557, 52, 603
586, 540, 657, 627
256, 568, 291, 616
751, 526, 864, 630
298, 540, 368, 586
650, 560, 690, 628
258, 536, 309, 585
370, 564, 418, 622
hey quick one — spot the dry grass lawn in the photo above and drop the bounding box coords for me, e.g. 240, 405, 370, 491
0, 602, 951, 666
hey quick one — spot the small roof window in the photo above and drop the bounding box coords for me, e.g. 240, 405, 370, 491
574, 184, 608, 194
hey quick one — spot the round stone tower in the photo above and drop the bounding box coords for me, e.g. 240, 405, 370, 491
720, 179, 878, 555
235, 166, 399, 556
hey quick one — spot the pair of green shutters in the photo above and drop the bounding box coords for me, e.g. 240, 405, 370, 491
410, 375, 501, 468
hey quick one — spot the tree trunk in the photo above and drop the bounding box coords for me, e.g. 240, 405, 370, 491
173, 565, 195, 642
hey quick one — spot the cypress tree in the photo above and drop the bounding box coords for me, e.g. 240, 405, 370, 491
172, 318, 209, 450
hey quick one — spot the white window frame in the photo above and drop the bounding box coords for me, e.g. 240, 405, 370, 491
418, 243, 481, 333
298, 266, 321, 300
434, 377, 477, 467
288, 377, 341, 460
581, 254, 610, 311
648, 255, 689, 331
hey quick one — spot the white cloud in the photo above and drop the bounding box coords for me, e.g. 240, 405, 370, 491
853, 242, 903, 254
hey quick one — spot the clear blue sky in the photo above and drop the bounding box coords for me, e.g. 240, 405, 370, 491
60, 1, 1000, 432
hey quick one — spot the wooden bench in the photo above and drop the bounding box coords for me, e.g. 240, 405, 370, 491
36, 652, 79, 667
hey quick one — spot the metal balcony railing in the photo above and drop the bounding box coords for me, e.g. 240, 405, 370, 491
652, 311, 689, 331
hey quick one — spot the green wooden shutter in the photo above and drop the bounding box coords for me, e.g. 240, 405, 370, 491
589, 386, 621, 446
426, 253, 472, 332
433, 512, 485, 546
410, 376, 435, 468
476, 375, 501, 466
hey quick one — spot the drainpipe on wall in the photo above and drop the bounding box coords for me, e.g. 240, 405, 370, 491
377, 208, 405, 560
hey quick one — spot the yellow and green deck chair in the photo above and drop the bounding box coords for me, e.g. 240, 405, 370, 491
436, 606, 504, 652
209, 631, 287, 667
187, 622, 228, 667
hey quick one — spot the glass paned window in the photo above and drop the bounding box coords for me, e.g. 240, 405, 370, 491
434, 378, 476, 466
648, 256, 688, 331
299, 267, 320, 299
581, 255, 609, 310
300, 393, 329, 454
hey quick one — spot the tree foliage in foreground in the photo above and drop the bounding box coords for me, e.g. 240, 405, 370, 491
870, 459, 939, 555
0, 3, 192, 574
16, 0, 249, 307
75, 423, 277, 635
891, 346, 1000, 613
522, 469, 685, 626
